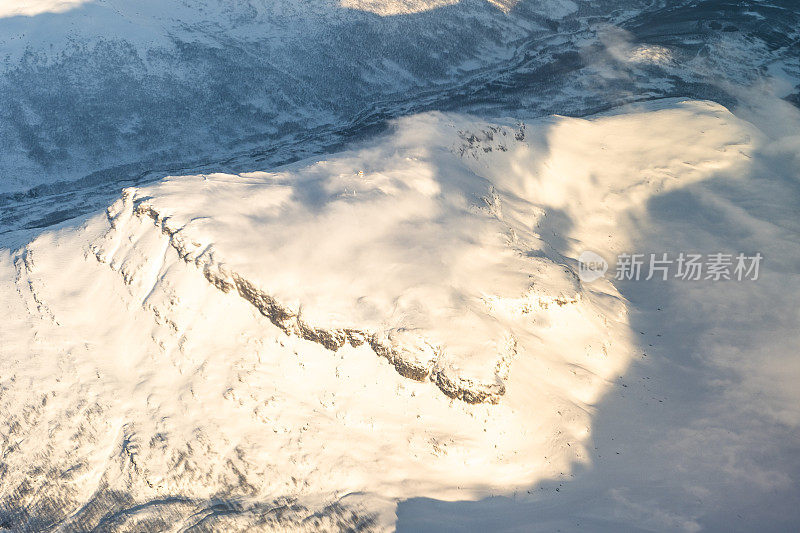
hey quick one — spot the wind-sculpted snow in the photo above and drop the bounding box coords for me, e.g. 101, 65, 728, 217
0, 100, 772, 530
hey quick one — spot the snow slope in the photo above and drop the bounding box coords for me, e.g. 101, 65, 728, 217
399, 97, 800, 531
3, 99, 792, 531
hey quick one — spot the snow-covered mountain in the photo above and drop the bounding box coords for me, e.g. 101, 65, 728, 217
2, 0, 800, 531
1, 0, 798, 240
3, 97, 800, 530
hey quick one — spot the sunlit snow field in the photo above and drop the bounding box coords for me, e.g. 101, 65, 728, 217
1, 1, 799, 531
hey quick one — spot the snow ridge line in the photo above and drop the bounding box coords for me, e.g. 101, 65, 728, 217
95, 189, 507, 404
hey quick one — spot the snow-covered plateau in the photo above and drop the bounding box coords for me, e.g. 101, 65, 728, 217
2, 97, 799, 530
2, 0, 800, 531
